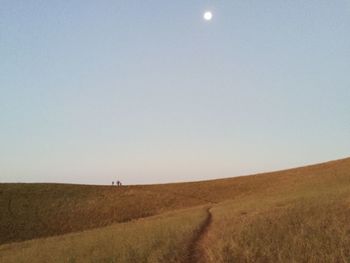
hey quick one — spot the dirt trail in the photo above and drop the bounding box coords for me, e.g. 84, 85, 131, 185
186, 207, 213, 263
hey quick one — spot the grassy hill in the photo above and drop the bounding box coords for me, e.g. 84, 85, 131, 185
1, 157, 350, 262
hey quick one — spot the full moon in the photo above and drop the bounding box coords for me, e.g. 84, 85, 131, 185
203, 11, 213, 21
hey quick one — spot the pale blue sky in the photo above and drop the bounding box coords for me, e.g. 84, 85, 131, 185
1, 0, 349, 185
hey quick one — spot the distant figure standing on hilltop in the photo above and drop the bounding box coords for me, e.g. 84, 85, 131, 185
116, 180, 122, 186
112, 181, 114, 186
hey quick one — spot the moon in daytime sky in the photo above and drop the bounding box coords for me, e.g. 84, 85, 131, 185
203, 11, 213, 21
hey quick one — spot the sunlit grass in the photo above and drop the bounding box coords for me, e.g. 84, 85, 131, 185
200, 183, 350, 262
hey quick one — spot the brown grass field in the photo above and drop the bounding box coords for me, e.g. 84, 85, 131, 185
1, 157, 350, 262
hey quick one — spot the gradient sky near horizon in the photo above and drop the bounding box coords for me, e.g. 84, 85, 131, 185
1, 1, 349, 185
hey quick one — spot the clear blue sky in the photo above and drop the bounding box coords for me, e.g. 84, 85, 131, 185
1, 0, 349, 185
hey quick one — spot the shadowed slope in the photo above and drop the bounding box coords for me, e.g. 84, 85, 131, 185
0, 207, 209, 263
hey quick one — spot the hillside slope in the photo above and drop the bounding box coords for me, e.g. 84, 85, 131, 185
0, 206, 209, 263
1, 157, 350, 245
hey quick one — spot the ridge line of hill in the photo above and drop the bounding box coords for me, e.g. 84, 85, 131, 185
1, 157, 349, 245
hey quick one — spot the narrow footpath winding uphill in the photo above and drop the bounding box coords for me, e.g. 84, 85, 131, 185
186, 207, 213, 263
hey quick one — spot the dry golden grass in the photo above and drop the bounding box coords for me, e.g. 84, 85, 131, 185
1, 157, 350, 262
198, 160, 350, 263
0, 206, 208, 263
0, 183, 208, 245
2, 158, 348, 245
